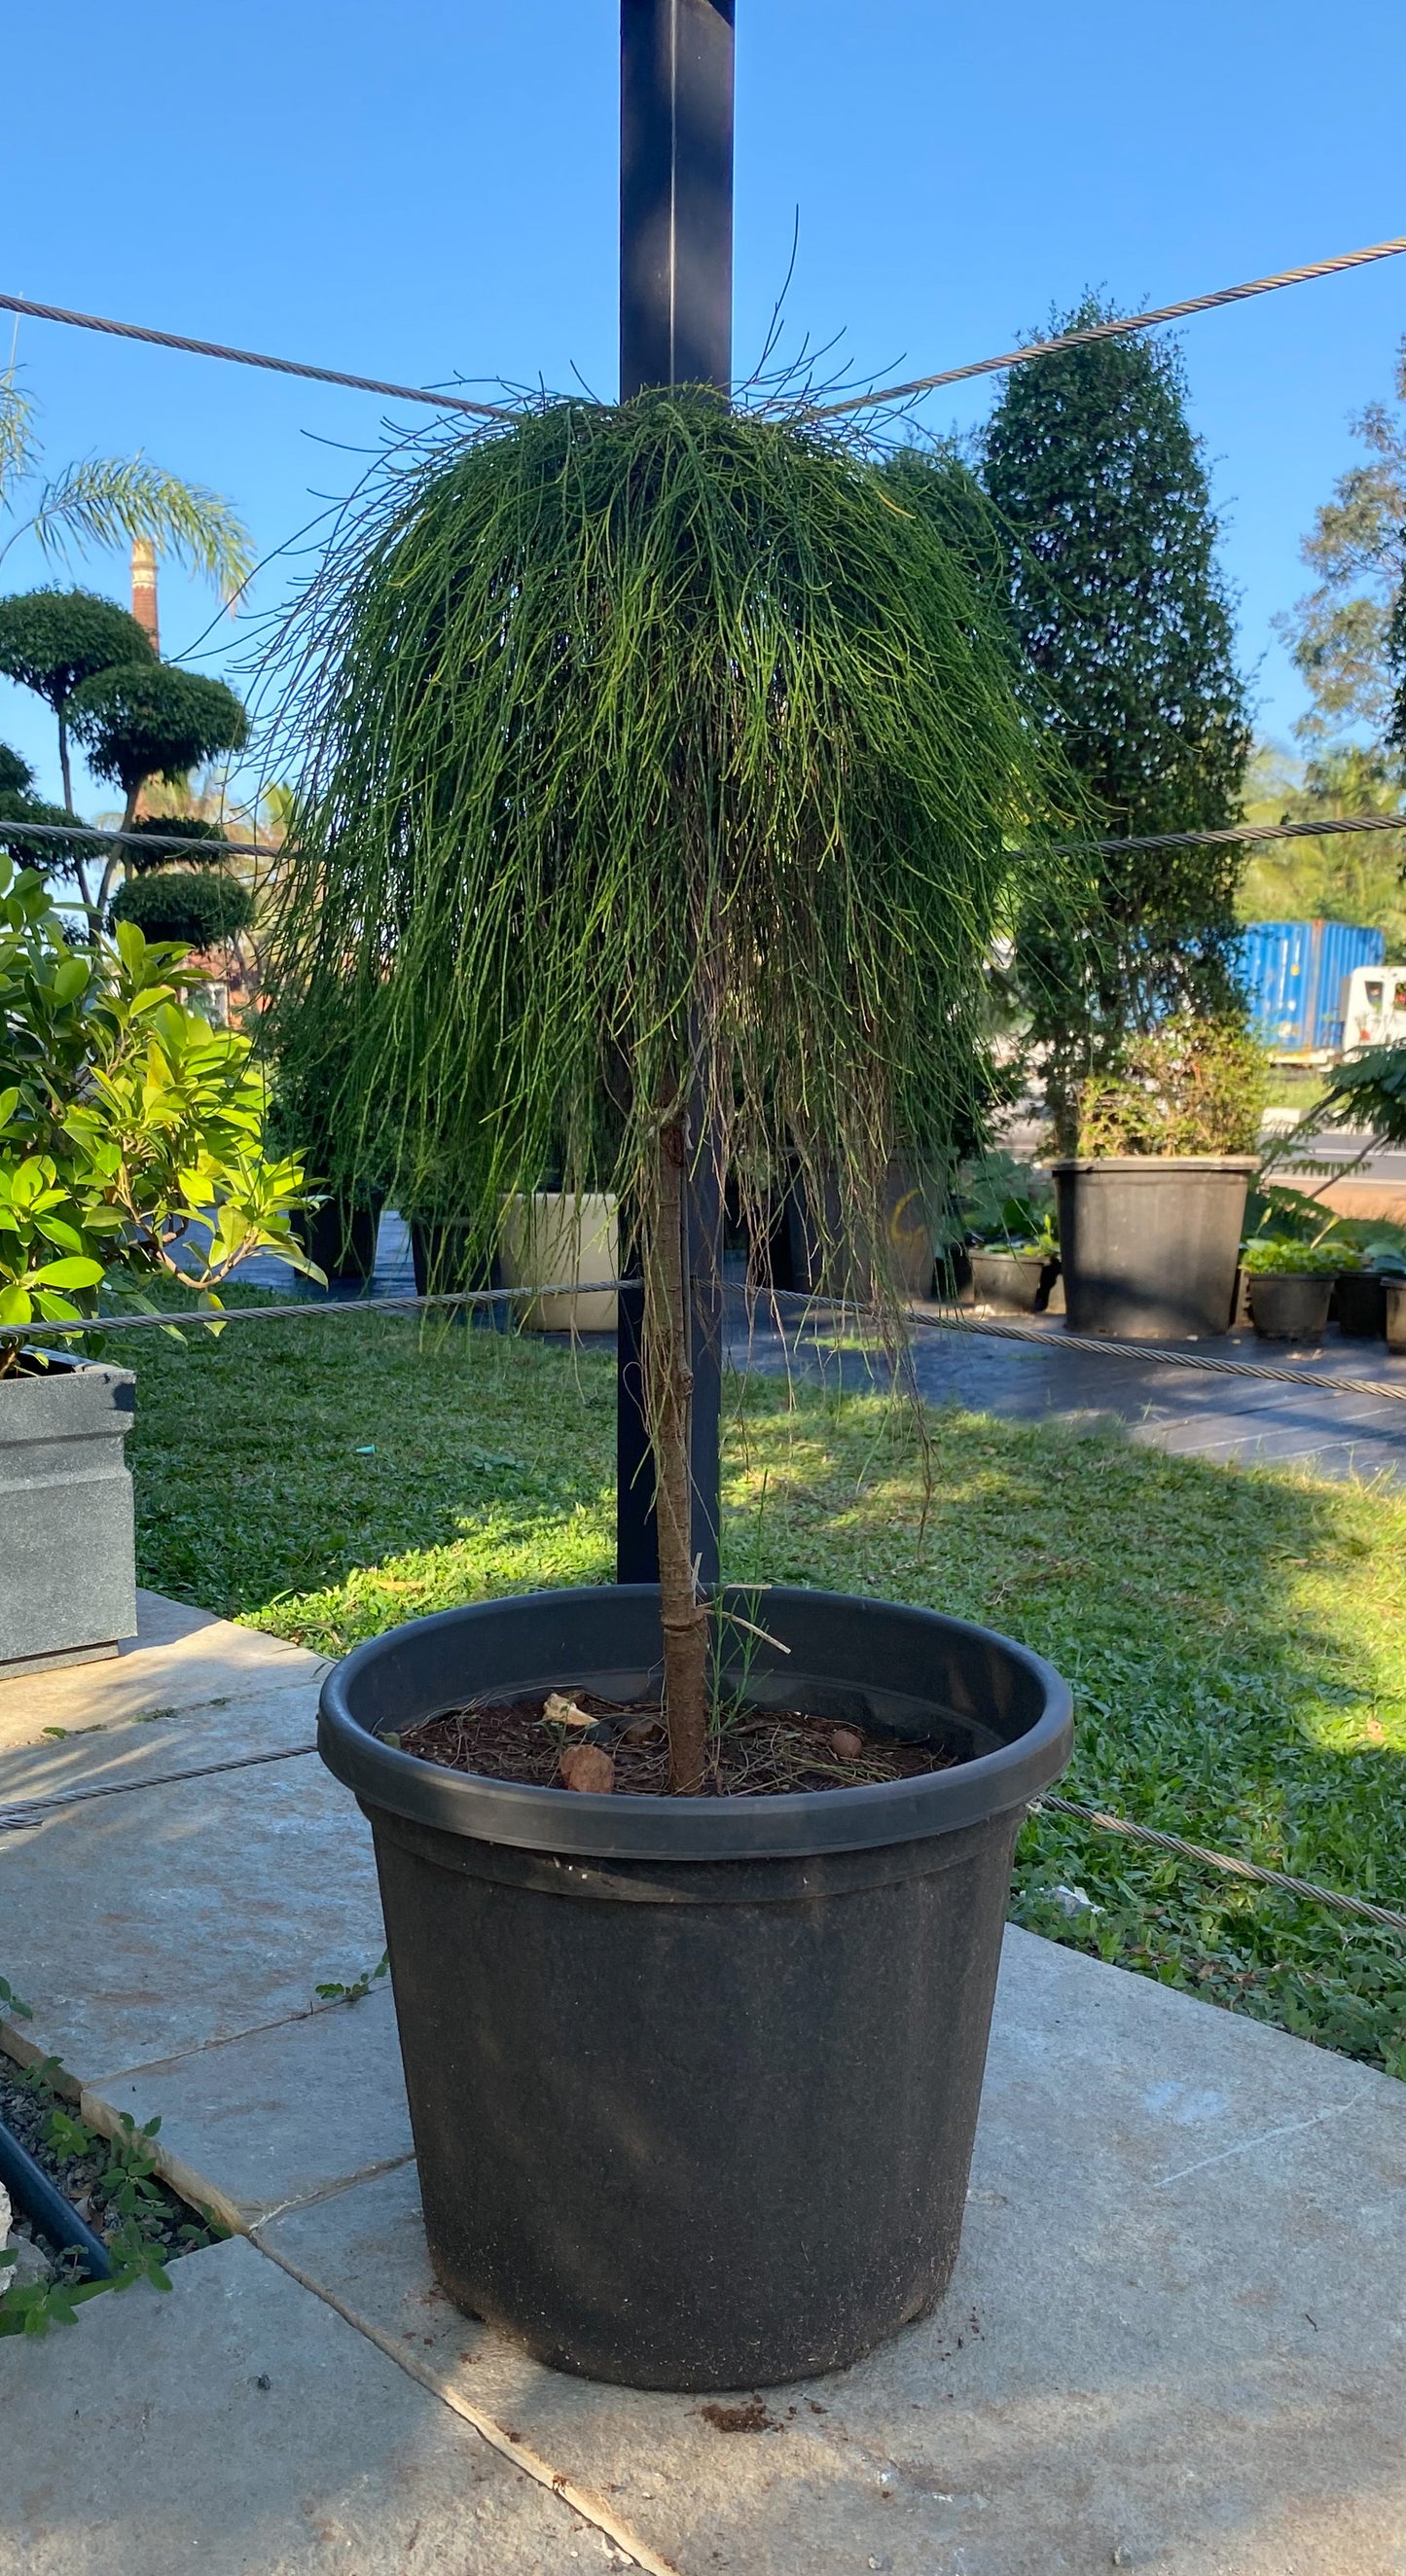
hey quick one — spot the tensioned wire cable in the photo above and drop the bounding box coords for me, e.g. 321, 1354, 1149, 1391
6, 810, 1405, 863
6, 233, 1405, 435
797, 233, 1406, 419
3, 1730, 1403, 1936
17, 1282, 1406, 1410
0, 291, 514, 419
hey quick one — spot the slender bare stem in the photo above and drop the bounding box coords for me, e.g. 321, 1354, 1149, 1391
648, 1102, 709, 1794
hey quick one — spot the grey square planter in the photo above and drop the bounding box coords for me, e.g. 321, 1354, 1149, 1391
0, 1356, 138, 1675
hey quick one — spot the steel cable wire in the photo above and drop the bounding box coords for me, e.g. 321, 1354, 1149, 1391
799, 233, 1406, 419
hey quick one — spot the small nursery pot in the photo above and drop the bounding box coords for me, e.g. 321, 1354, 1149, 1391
967, 1248, 1059, 1316
1335, 1271, 1388, 1342
1248, 1273, 1335, 1341
318, 1585, 1072, 2392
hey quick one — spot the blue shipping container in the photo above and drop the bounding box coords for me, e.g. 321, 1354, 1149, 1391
1238, 919, 1386, 1054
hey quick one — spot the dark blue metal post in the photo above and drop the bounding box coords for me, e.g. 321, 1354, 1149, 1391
615, 0, 733, 1590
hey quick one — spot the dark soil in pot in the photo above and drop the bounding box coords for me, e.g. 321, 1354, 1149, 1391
318, 1584, 1071, 2392
1248, 1274, 1335, 1341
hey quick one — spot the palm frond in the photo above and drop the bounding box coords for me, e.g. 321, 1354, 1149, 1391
28, 456, 255, 598
0, 371, 39, 508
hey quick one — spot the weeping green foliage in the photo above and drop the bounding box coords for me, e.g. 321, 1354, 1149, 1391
268, 393, 1069, 1298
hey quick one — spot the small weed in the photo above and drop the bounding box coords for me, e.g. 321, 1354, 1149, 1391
0, 1976, 33, 2023
314, 1950, 390, 2007
0, 2063, 227, 2339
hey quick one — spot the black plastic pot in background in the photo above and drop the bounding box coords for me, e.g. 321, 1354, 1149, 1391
780, 1159, 936, 1301
409, 1219, 502, 1308
1335, 1272, 1388, 1341
967, 1249, 1059, 1316
318, 1584, 1071, 2392
1053, 1158, 1256, 1340
1248, 1273, 1334, 1341
296, 1197, 382, 1283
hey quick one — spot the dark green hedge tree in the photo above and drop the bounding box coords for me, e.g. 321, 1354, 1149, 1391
980, 298, 1252, 1139
0, 590, 155, 809
111, 869, 253, 949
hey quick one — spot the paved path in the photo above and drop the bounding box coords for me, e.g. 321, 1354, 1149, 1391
3, 1595, 1405, 2573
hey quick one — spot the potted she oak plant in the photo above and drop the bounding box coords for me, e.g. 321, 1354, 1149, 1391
0, 857, 314, 1674
1054, 1016, 1265, 1340
273, 394, 1074, 2391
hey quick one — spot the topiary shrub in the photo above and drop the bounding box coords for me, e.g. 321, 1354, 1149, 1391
110, 869, 252, 949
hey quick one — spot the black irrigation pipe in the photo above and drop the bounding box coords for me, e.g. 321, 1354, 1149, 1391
0, 2114, 113, 2279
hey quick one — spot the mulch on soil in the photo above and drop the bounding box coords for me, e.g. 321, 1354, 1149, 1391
393, 1693, 958, 1797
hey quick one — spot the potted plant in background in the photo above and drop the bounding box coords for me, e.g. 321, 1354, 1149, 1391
0, 856, 314, 1674
1239, 1237, 1344, 1342
1054, 1015, 1265, 1339
270, 393, 1074, 2392
955, 1152, 1062, 1315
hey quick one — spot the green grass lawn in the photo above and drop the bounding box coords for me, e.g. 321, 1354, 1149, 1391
108, 1299, 1406, 2078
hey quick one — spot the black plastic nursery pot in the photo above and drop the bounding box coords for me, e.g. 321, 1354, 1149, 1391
1248, 1273, 1335, 1341
967, 1248, 1059, 1316
1053, 1157, 1257, 1340
296, 1196, 381, 1283
1335, 1271, 1388, 1341
318, 1584, 1072, 2392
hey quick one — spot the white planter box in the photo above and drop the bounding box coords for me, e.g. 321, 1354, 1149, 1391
498, 1194, 618, 1334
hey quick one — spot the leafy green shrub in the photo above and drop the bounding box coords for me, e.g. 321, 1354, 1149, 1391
1316, 1043, 1406, 1144
111, 869, 253, 948
1239, 1237, 1345, 1276
0, 857, 313, 1365
1074, 1016, 1266, 1157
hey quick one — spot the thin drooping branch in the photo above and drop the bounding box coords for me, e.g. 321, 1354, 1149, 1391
646, 1096, 709, 1794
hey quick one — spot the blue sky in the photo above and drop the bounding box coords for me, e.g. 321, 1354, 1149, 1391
3, 0, 1404, 807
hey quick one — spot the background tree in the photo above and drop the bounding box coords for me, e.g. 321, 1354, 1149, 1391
67, 664, 248, 913
980, 296, 1251, 1138
1239, 739, 1406, 956
110, 868, 253, 950
1278, 340, 1406, 752
0, 734, 90, 884
0, 589, 154, 809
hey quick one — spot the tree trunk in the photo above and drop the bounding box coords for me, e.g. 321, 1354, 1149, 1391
94, 785, 142, 922
647, 1102, 709, 1794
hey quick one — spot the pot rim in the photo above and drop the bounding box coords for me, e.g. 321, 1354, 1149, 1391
317, 1584, 1074, 1861
1050, 1156, 1260, 1175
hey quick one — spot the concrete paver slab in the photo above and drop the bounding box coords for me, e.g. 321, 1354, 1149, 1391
0, 1588, 326, 1751
263, 1929, 1406, 2576
0, 1745, 380, 2074
0, 2235, 637, 2575
83, 1985, 413, 2233
0, 1683, 319, 1813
